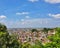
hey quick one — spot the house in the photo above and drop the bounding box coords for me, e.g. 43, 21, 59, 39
48, 29, 55, 36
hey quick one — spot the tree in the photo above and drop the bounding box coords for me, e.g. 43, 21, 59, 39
0, 23, 20, 48
22, 42, 32, 48
43, 28, 53, 33
31, 29, 38, 32
0, 23, 7, 32
34, 40, 44, 48
45, 27, 60, 48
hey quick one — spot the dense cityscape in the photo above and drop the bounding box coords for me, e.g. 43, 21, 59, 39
0, 23, 60, 48
8, 28, 55, 44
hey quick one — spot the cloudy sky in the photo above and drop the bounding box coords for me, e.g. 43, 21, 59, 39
0, 0, 60, 28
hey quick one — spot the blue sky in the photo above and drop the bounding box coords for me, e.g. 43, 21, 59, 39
0, 0, 60, 28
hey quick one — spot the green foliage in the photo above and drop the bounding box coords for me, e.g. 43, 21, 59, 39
31, 29, 38, 32
45, 42, 57, 48
34, 40, 44, 48
0, 23, 7, 32
0, 23, 20, 48
22, 42, 31, 48
43, 28, 53, 33
45, 27, 60, 48
21, 41, 44, 48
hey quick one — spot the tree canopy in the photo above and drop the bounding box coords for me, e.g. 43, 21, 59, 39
0, 23, 20, 48
0, 23, 7, 32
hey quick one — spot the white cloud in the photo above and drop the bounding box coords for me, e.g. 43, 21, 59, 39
25, 16, 30, 18
1, 18, 60, 28
16, 12, 29, 15
28, 0, 39, 2
20, 18, 49, 27
45, 0, 60, 4
0, 15, 6, 19
48, 13, 60, 18
21, 19, 25, 21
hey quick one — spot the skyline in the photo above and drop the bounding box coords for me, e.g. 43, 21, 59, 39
0, 0, 60, 28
